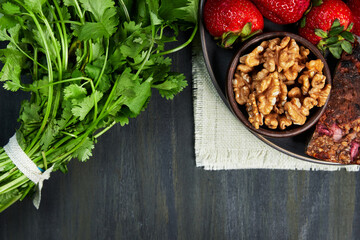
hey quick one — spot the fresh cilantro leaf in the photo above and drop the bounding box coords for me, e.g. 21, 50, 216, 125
135, 0, 151, 26
149, 11, 163, 26
18, 101, 42, 123
159, 0, 191, 22
60, 6, 71, 21
63, 0, 76, 7
0, 24, 21, 41
2, 2, 21, 15
64, 84, 87, 100
0, 46, 25, 91
33, 27, 61, 64
0, 189, 21, 213
114, 114, 129, 126
71, 137, 95, 162
30, 78, 49, 97
122, 81, 151, 115
85, 63, 111, 92
109, 48, 126, 70
178, 0, 199, 24
4, 80, 23, 91
72, 90, 103, 120
57, 107, 73, 130
78, 8, 118, 40
79, 0, 115, 21
119, 29, 151, 59
39, 120, 60, 150
143, 56, 171, 81
122, 21, 142, 35
114, 68, 137, 98
91, 42, 105, 61
24, 0, 47, 14
0, 15, 19, 30
153, 73, 187, 100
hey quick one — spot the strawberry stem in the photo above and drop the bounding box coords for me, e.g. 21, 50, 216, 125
315, 19, 355, 59
219, 22, 261, 48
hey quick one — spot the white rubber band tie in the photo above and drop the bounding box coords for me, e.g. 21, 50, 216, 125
3, 133, 54, 209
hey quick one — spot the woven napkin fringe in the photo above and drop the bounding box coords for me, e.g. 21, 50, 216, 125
192, 38, 360, 171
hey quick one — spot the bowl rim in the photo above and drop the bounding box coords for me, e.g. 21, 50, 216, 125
225, 31, 332, 138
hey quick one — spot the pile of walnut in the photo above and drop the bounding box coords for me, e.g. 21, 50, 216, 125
232, 36, 331, 130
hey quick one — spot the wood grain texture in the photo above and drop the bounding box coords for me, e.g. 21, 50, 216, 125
0, 33, 360, 240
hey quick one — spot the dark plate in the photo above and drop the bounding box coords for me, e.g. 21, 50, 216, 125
199, 0, 341, 165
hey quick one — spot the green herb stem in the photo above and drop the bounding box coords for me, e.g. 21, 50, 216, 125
0, 175, 28, 194
53, 0, 69, 70
119, 0, 131, 22
95, 38, 109, 88
153, 24, 198, 57
94, 121, 116, 139
25, 12, 55, 152
27, 76, 93, 91
133, 25, 156, 80
10, 40, 48, 71
74, 0, 85, 24
89, 79, 98, 122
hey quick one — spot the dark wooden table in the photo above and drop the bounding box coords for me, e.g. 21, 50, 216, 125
0, 32, 359, 240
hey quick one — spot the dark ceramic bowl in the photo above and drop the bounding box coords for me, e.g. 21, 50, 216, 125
226, 32, 332, 138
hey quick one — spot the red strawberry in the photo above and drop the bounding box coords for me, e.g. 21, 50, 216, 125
347, 0, 360, 36
299, 0, 355, 58
203, 0, 264, 48
251, 0, 310, 24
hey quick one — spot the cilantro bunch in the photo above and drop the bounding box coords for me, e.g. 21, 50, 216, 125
0, 0, 198, 212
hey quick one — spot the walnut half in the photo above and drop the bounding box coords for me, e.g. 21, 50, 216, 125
233, 36, 330, 130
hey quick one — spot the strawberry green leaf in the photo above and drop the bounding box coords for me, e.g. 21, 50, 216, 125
220, 32, 239, 48
325, 36, 338, 45
241, 22, 252, 36
340, 31, 355, 42
312, 0, 323, 7
329, 26, 344, 37
327, 41, 341, 48
317, 40, 326, 53
341, 40, 353, 54
223, 34, 239, 48
347, 23, 354, 32
329, 46, 342, 59
331, 19, 341, 28
242, 30, 261, 41
315, 29, 328, 38
300, 17, 306, 28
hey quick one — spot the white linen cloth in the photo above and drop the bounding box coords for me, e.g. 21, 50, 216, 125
4, 134, 54, 208
192, 41, 360, 171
